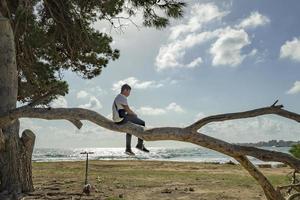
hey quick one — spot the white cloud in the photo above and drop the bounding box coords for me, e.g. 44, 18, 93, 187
210, 28, 252, 67
76, 89, 104, 110
287, 81, 300, 95
137, 102, 184, 116
79, 96, 102, 110
155, 3, 270, 70
202, 116, 300, 143
236, 11, 270, 29
186, 57, 203, 68
137, 107, 167, 116
169, 3, 228, 40
155, 2, 229, 71
50, 96, 68, 108
156, 30, 219, 71
76, 90, 89, 99
112, 77, 163, 92
166, 102, 184, 113
280, 37, 300, 62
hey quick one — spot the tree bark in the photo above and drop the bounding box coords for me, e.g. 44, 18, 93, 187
0, 16, 35, 195
235, 155, 285, 200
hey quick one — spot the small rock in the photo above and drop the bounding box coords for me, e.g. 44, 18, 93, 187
189, 187, 194, 192
83, 184, 91, 195
119, 194, 124, 198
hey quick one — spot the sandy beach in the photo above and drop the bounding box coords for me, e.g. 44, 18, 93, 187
20, 160, 291, 200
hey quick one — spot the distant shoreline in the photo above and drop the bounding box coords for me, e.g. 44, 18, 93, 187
236, 140, 300, 147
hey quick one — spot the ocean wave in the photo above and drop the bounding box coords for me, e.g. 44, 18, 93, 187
32, 147, 290, 164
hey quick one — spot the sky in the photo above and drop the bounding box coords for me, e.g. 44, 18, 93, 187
21, 0, 300, 148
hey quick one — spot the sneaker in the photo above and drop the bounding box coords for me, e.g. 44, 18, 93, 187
125, 149, 135, 156
136, 144, 150, 153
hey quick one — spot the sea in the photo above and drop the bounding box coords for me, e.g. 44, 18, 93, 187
33, 146, 291, 166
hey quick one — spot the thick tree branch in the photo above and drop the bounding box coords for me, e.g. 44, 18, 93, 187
186, 105, 300, 132
68, 119, 83, 129
184, 133, 300, 171
235, 155, 285, 200
0, 105, 299, 172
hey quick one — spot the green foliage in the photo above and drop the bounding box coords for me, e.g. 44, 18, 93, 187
1, 0, 185, 106
289, 144, 300, 159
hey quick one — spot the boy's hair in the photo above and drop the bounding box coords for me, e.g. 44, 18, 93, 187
121, 84, 131, 92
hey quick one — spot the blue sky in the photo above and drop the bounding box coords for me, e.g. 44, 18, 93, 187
21, 0, 300, 148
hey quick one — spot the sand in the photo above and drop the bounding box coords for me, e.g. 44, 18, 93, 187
21, 160, 291, 200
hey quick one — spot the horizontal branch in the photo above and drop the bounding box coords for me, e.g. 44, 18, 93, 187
0, 105, 299, 171
186, 105, 300, 131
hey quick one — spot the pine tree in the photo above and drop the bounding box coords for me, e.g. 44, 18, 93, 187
0, 0, 185, 195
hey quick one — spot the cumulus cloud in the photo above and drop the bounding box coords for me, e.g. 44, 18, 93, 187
210, 28, 252, 67
137, 102, 184, 116
166, 102, 184, 113
137, 107, 167, 116
79, 96, 102, 110
287, 81, 300, 95
156, 30, 219, 71
155, 3, 271, 70
280, 37, 300, 62
76, 90, 89, 99
155, 2, 229, 71
169, 3, 228, 40
50, 96, 68, 108
75, 89, 103, 110
186, 57, 203, 68
236, 11, 270, 29
112, 77, 163, 92
202, 117, 300, 143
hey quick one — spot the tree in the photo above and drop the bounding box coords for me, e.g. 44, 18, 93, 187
0, 0, 185, 197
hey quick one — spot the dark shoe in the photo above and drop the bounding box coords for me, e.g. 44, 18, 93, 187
125, 149, 135, 156
136, 144, 150, 153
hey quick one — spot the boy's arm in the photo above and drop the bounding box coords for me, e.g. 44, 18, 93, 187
122, 104, 137, 116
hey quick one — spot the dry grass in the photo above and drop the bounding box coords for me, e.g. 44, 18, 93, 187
21, 160, 291, 200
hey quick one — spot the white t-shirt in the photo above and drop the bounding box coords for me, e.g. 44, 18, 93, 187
112, 93, 128, 122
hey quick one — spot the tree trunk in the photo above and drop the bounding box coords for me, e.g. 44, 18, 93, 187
0, 17, 35, 195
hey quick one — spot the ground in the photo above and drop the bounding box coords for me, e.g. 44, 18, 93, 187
22, 160, 291, 200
